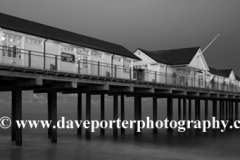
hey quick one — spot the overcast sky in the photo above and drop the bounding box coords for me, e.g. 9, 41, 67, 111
0, 0, 240, 74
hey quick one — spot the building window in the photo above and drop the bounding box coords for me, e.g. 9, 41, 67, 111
113, 57, 122, 62
61, 52, 75, 63
2, 33, 21, 58
91, 51, 102, 57
61, 45, 74, 52
26, 37, 42, 45
123, 59, 131, 73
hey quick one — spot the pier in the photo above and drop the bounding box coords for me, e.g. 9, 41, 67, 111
0, 59, 239, 146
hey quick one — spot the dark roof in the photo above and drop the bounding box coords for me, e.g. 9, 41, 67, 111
0, 12, 140, 60
153, 47, 200, 65
138, 47, 200, 65
209, 67, 228, 77
219, 69, 232, 77
138, 49, 170, 64
235, 74, 240, 81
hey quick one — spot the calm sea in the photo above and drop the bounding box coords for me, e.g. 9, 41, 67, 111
0, 98, 240, 160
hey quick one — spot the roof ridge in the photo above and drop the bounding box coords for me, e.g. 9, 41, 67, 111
152, 46, 200, 53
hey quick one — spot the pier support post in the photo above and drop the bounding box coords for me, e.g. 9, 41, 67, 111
178, 98, 182, 121
121, 95, 125, 134
212, 99, 217, 118
205, 99, 208, 120
188, 99, 191, 120
77, 92, 82, 137
235, 100, 238, 121
226, 100, 229, 120
134, 95, 139, 135
134, 95, 142, 135
11, 91, 16, 141
12, 89, 22, 146
113, 94, 118, 138
195, 98, 200, 120
222, 100, 225, 120
153, 94, 157, 134
50, 90, 57, 143
167, 95, 173, 130
47, 92, 52, 138
101, 94, 105, 136
183, 97, 187, 121
219, 100, 223, 120
86, 92, 91, 140
230, 100, 233, 125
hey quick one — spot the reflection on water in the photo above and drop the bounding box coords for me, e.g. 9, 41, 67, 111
0, 96, 240, 160
0, 117, 240, 160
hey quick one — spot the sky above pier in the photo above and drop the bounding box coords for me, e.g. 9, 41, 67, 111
0, 0, 240, 74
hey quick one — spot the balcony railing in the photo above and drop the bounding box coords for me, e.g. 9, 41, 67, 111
0, 45, 239, 93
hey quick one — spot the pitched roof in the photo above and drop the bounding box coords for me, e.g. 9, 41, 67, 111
219, 69, 232, 77
208, 67, 228, 77
235, 74, 240, 81
0, 12, 140, 60
152, 47, 200, 65
138, 49, 170, 64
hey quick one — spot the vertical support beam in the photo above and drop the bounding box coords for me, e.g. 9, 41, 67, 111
28, 50, 31, 68
222, 100, 225, 120
219, 100, 222, 120
15, 89, 22, 146
226, 100, 229, 120
43, 52, 46, 70
12, 89, 22, 146
183, 97, 187, 121
205, 99, 208, 120
138, 96, 142, 126
178, 98, 182, 121
47, 92, 52, 138
121, 95, 125, 134
77, 92, 82, 137
167, 95, 173, 130
229, 100, 233, 125
86, 92, 91, 140
78, 60, 80, 74
235, 100, 238, 121
195, 98, 200, 120
188, 99, 191, 120
134, 95, 140, 135
212, 99, 217, 118
153, 94, 157, 134
101, 94, 105, 136
11, 91, 17, 141
50, 90, 57, 143
55, 55, 58, 71
113, 94, 118, 138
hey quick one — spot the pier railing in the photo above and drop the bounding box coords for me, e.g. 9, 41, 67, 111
0, 45, 239, 93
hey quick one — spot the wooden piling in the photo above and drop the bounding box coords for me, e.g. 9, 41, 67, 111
188, 99, 191, 120
183, 97, 187, 121
121, 95, 125, 134
178, 98, 182, 121
205, 99, 208, 120
47, 92, 52, 138
235, 100, 238, 121
212, 99, 217, 118
113, 94, 118, 138
101, 94, 105, 136
86, 92, 91, 140
167, 95, 173, 130
153, 94, 157, 134
12, 89, 22, 146
77, 92, 82, 137
50, 90, 57, 143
